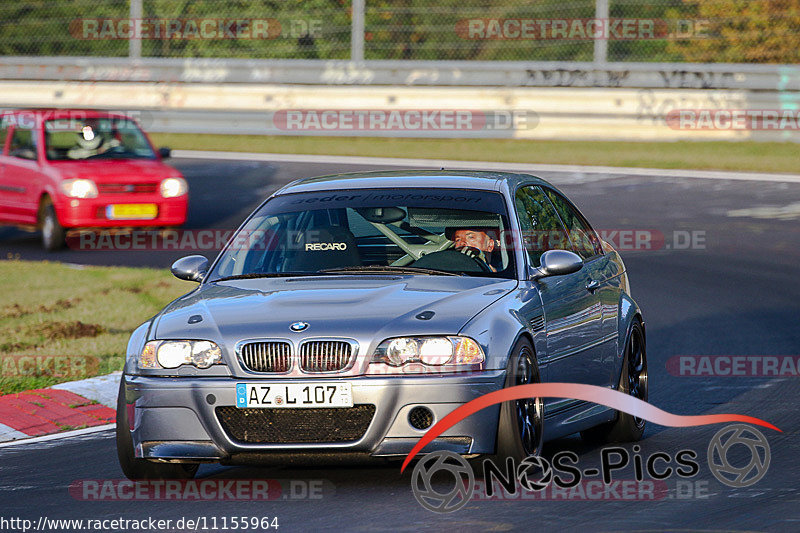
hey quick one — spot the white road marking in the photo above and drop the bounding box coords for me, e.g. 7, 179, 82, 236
727, 202, 800, 220
172, 149, 800, 183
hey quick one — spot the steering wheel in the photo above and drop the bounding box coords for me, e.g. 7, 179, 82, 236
411, 246, 493, 273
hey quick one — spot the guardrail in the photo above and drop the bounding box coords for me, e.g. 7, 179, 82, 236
2, 56, 800, 90
2, 80, 799, 142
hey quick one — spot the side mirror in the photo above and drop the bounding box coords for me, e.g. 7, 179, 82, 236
171, 255, 209, 282
531, 249, 583, 280
158, 147, 172, 159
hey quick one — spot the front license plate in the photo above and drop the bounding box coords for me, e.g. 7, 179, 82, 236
236, 382, 353, 409
106, 203, 158, 220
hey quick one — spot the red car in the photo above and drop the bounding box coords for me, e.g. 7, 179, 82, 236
0, 109, 187, 250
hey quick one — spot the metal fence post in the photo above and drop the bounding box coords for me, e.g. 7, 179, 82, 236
594, 0, 608, 65
351, 0, 365, 61
129, 0, 142, 59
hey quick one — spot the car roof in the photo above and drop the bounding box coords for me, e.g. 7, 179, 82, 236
274, 170, 553, 195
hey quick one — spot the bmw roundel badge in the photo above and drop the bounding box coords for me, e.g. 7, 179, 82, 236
290, 321, 309, 332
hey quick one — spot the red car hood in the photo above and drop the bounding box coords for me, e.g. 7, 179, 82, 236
49, 159, 180, 182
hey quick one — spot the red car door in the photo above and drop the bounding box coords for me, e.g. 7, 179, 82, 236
0, 119, 13, 223
0, 124, 42, 225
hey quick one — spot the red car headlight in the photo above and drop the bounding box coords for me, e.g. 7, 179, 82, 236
60, 179, 98, 199
160, 177, 188, 198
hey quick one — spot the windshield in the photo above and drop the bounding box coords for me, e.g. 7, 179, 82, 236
44, 117, 156, 161
209, 187, 517, 280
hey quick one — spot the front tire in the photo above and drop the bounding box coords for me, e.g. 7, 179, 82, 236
581, 318, 648, 443
116, 379, 198, 480
40, 199, 66, 252
495, 338, 544, 462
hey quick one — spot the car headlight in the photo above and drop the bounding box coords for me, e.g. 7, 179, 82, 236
371, 336, 485, 367
160, 177, 187, 198
60, 178, 98, 199
138, 340, 223, 370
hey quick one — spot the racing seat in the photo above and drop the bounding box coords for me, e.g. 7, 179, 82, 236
286, 226, 362, 272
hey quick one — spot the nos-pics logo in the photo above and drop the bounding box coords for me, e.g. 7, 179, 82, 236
411, 424, 771, 513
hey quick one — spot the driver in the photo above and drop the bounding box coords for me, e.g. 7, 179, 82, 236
66, 120, 120, 159
450, 228, 499, 272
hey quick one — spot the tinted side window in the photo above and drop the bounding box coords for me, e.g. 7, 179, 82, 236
9, 128, 37, 160
0, 122, 8, 153
514, 186, 570, 267
544, 188, 601, 260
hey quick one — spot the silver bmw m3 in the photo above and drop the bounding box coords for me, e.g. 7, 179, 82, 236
116, 170, 648, 479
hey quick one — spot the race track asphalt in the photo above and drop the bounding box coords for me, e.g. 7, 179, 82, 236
1, 157, 799, 532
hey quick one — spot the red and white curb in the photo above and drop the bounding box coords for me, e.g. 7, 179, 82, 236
0, 372, 120, 444
51, 371, 120, 409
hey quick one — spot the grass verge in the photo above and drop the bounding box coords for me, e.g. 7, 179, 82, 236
0, 259, 191, 394
150, 133, 800, 174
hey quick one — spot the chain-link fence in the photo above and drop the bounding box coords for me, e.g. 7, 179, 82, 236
1, 0, 799, 63
0, 0, 353, 59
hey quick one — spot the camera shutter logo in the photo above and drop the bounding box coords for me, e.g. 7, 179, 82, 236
707, 424, 770, 488
516, 455, 553, 492
411, 451, 474, 513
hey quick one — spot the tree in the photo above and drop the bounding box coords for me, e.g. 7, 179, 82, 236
666, 0, 800, 63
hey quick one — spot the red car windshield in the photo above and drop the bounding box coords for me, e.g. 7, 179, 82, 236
44, 117, 156, 161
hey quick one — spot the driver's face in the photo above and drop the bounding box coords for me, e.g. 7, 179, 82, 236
452, 229, 495, 252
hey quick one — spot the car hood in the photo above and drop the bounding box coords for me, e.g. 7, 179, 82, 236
49, 159, 179, 181
154, 275, 517, 350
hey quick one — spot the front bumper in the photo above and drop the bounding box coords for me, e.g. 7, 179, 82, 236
55, 194, 187, 228
122, 371, 506, 463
